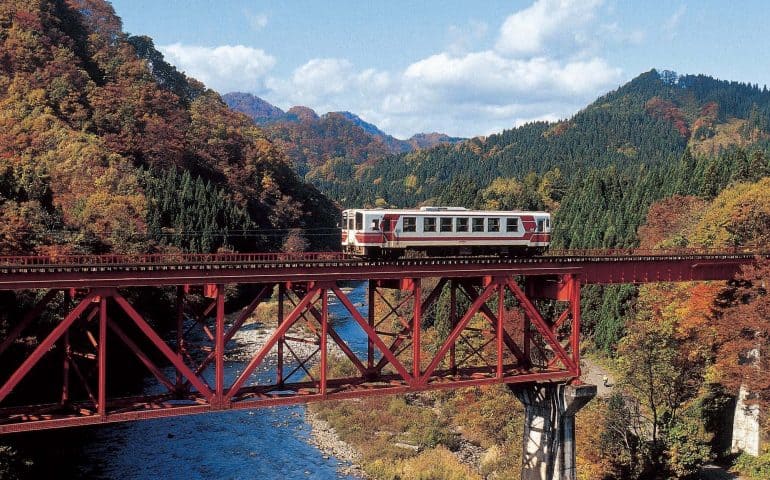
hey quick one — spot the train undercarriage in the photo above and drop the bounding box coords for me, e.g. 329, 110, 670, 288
346, 245, 549, 260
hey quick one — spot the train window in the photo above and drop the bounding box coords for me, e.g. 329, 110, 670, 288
546, 218, 550, 229
537, 219, 545, 232
456, 217, 468, 232
440, 217, 453, 232
355, 212, 363, 230
381, 218, 390, 231
403, 217, 417, 232
423, 217, 436, 232
506, 218, 519, 232
348, 216, 353, 230
342, 212, 348, 229
371, 219, 379, 231
488, 218, 500, 232
472, 218, 484, 232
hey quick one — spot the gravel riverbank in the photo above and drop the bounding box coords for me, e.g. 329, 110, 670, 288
305, 412, 370, 479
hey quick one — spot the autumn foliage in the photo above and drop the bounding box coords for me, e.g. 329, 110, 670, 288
587, 179, 770, 478
636, 195, 707, 248
645, 96, 690, 137
0, 0, 338, 255
712, 259, 770, 409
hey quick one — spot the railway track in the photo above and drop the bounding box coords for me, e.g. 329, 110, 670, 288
0, 249, 764, 275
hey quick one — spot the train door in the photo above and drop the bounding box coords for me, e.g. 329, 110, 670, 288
381, 217, 392, 243
380, 214, 399, 244
342, 210, 355, 247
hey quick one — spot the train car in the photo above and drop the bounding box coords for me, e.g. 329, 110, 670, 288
341, 207, 551, 258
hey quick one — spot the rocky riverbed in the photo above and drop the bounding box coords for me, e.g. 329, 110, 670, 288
305, 413, 370, 479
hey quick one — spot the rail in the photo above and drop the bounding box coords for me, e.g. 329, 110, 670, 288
0, 247, 764, 269
545, 247, 762, 258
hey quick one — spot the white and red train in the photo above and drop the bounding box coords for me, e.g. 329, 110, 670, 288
341, 207, 551, 258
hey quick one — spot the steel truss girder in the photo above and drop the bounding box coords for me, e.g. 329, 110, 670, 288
0, 273, 581, 433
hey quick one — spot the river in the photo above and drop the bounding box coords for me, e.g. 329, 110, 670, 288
20, 282, 371, 480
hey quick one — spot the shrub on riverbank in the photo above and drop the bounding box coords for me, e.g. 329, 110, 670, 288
367, 446, 481, 480
311, 394, 459, 465
309, 384, 529, 479
734, 451, 770, 480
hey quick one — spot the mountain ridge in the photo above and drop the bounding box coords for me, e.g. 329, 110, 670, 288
223, 92, 464, 174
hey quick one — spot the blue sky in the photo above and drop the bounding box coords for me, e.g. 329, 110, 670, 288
109, 0, 770, 138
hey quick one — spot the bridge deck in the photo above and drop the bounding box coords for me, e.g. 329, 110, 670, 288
0, 250, 763, 289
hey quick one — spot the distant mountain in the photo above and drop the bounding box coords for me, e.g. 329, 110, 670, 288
406, 132, 465, 150
262, 110, 391, 176
223, 93, 465, 175
221, 92, 285, 123
334, 111, 465, 153
287, 106, 320, 123
333, 111, 409, 153
335, 111, 388, 137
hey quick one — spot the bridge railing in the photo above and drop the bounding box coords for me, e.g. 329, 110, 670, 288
0, 251, 348, 267
544, 247, 762, 258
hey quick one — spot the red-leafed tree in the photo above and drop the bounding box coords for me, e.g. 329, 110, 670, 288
645, 97, 690, 138
712, 258, 770, 426
637, 195, 706, 249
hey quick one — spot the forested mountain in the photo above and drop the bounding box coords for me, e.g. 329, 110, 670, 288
314, 69, 770, 249
224, 92, 464, 176
0, 0, 339, 255
406, 132, 464, 150
256, 109, 392, 177
581, 180, 770, 479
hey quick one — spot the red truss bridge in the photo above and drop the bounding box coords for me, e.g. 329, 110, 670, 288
0, 249, 764, 434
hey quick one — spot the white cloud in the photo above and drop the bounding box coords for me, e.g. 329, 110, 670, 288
495, 0, 605, 58
289, 58, 355, 97
159, 43, 276, 94
267, 58, 393, 114
403, 52, 620, 101
391, 53, 619, 136
262, 50, 619, 138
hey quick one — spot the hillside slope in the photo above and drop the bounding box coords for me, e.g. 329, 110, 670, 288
0, 0, 338, 254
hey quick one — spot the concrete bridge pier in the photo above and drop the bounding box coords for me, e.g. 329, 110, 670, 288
510, 383, 597, 480
732, 384, 761, 456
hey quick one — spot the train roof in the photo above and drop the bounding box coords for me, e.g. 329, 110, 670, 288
342, 207, 550, 215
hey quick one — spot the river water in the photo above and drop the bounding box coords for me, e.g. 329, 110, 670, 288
42, 282, 371, 480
